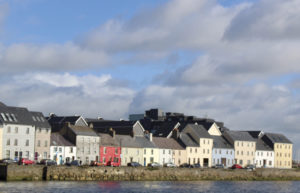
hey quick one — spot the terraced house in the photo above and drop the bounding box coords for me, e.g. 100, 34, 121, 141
211, 135, 235, 167
224, 131, 256, 167
0, 102, 36, 161
261, 133, 293, 169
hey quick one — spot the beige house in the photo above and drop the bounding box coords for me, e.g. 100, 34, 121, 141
261, 133, 293, 169
180, 124, 213, 167
31, 111, 51, 161
141, 134, 159, 166
223, 131, 256, 167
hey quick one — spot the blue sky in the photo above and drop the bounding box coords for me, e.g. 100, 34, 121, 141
0, 0, 300, 154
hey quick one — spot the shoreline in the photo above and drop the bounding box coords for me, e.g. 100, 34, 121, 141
1, 165, 300, 181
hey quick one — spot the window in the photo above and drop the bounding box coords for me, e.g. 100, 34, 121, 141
203, 149, 205, 154
179, 151, 181, 156
32, 116, 36, 121
237, 142, 239, 146
226, 150, 228, 155
43, 152, 47, 159
169, 150, 171, 154
213, 159, 215, 164
6, 150, 10, 158
195, 148, 197, 153
44, 141, 48, 147
7, 127, 11, 133
6, 139, 10, 146
203, 140, 205, 144
219, 150, 221, 154
247, 151, 249, 156
190, 148, 192, 153
59, 147, 62, 153
115, 148, 118, 154
70, 147, 73, 153
38, 140, 41, 147
241, 151, 243, 155
163, 149, 165, 154
215, 149, 217, 154
103, 157, 106, 163
26, 140, 29, 146
15, 127, 18, 133
269, 161, 272, 166
207, 149, 209, 154
104, 147, 107, 154
239, 160, 243, 165
241, 142, 243, 147
15, 151, 18, 159
36, 117, 41, 122
137, 150, 139, 155
1, 113, 7, 121
144, 149, 146, 154
26, 151, 30, 158
151, 149, 153, 155
237, 151, 239, 155
26, 128, 30, 134
14, 139, 18, 146
247, 160, 250, 164
150, 157, 154, 163
54, 147, 57, 152
6, 113, 13, 122
247, 142, 249, 147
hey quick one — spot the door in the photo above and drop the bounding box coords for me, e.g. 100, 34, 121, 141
144, 158, 146, 166
221, 158, 226, 166
203, 158, 209, 167
263, 160, 267, 167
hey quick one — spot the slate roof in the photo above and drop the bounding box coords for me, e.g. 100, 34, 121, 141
247, 131, 262, 138
68, 125, 98, 137
224, 131, 256, 142
198, 122, 214, 131
135, 136, 156, 148
184, 124, 212, 139
30, 111, 51, 129
115, 135, 141, 148
51, 132, 75, 146
99, 133, 119, 146
212, 135, 233, 149
0, 103, 34, 126
47, 115, 83, 132
89, 120, 136, 135
263, 133, 292, 144
179, 133, 199, 147
152, 137, 184, 150
256, 138, 273, 151
142, 120, 179, 137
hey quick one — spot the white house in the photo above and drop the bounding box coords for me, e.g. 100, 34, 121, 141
255, 139, 274, 168
50, 132, 76, 165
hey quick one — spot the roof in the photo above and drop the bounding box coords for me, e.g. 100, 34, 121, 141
263, 133, 292, 144
89, 120, 136, 135
30, 111, 51, 129
152, 137, 184, 150
225, 130, 256, 142
99, 133, 119, 146
179, 133, 199, 147
115, 135, 141, 148
256, 138, 273, 151
48, 115, 81, 125
212, 135, 233, 149
184, 124, 212, 139
68, 125, 98, 136
142, 120, 179, 137
198, 122, 214, 131
51, 132, 75, 146
135, 136, 156, 148
0, 104, 34, 126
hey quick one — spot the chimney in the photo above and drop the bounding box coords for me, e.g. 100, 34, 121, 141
89, 123, 94, 129
172, 128, 179, 139
109, 128, 116, 139
130, 131, 135, 138
149, 133, 153, 142
64, 122, 71, 128
97, 117, 103, 120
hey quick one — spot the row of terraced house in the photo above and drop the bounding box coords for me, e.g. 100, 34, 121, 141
0, 103, 293, 168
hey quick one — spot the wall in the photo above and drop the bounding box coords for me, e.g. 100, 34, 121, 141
186, 147, 201, 165
199, 138, 213, 167
143, 148, 159, 166
76, 135, 100, 165
234, 141, 256, 167
34, 127, 51, 161
3, 124, 35, 160
212, 148, 235, 167
255, 150, 274, 168
207, 123, 221, 136
274, 143, 292, 169
100, 146, 121, 166
0, 127, 3, 159
50, 146, 76, 165
158, 149, 173, 165
121, 147, 143, 166
173, 149, 186, 166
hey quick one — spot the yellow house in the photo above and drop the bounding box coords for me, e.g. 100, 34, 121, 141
261, 133, 293, 169
223, 131, 256, 167
140, 134, 159, 166
180, 124, 213, 167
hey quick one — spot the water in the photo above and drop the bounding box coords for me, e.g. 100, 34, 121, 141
0, 181, 299, 193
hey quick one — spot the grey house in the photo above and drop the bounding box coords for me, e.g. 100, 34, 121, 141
60, 123, 100, 165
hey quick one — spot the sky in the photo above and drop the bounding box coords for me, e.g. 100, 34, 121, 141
0, 0, 300, 157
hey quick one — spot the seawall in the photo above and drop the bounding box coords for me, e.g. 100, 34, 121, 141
1, 164, 300, 181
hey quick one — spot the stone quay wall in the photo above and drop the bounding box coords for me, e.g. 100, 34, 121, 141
1, 164, 300, 181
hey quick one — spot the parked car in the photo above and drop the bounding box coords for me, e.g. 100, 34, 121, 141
192, 163, 201, 168
90, 161, 104, 166
66, 160, 81, 166
213, 164, 224, 169
127, 162, 142, 167
164, 162, 176, 168
39, 159, 57, 166
19, 158, 35, 165
231, 164, 243, 169
245, 164, 256, 171
147, 162, 161, 167
0, 158, 17, 164
179, 163, 192, 168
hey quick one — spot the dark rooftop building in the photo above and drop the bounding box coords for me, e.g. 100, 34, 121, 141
51, 132, 75, 146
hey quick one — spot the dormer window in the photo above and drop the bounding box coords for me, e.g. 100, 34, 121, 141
1, 113, 7, 121
6, 113, 13, 122
32, 116, 36, 121
36, 117, 41, 122
11, 114, 17, 122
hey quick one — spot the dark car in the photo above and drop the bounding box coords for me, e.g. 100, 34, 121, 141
66, 160, 81, 166
0, 158, 17, 164
192, 163, 201, 168
39, 159, 57, 166
179, 163, 192, 168
231, 164, 243, 169
127, 162, 142, 167
245, 164, 256, 171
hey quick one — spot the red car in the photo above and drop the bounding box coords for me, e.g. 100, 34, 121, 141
20, 158, 35, 165
231, 164, 243, 169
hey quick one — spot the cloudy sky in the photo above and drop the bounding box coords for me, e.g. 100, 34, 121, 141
0, 0, 299, 156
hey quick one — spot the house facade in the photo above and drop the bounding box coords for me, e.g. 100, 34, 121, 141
99, 132, 121, 166
211, 135, 235, 167
31, 111, 51, 161
0, 103, 36, 161
262, 133, 293, 169
50, 132, 76, 165
140, 134, 159, 166
224, 131, 256, 167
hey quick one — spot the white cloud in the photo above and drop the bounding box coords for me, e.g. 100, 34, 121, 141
0, 73, 135, 119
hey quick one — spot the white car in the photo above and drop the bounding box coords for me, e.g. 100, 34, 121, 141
164, 162, 176, 167
148, 162, 161, 167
